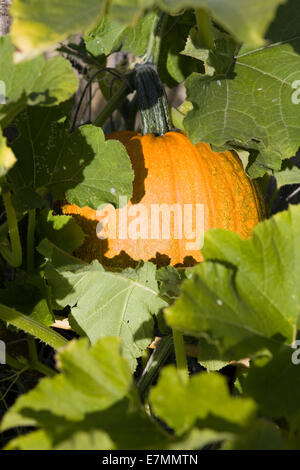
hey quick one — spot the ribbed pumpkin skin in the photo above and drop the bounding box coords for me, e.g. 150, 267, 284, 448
62, 131, 265, 267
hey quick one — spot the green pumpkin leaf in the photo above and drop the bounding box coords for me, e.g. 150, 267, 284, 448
150, 365, 256, 435
1, 336, 168, 450
197, 335, 229, 371
9, 105, 133, 210
156, 265, 186, 300
169, 427, 233, 450
85, 11, 157, 58
105, 0, 151, 23
224, 419, 285, 450
37, 209, 85, 254
37, 238, 87, 269
181, 26, 238, 76
1, 337, 132, 431
3, 401, 167, 450
106, 0, 283, 48
8, 0, 285, 58
84, 16, 126, 57
243, 346, 300, 427
44, 261, 167, 369
8, 102, 71, 211
62, 125, 134, 209
158, 0, 284, 46
0, 272, 54, 326
274, 161, 300, 188
166, 206, 300, 360
4, 430, 53, 451
10, 0, 105, 58
53, 430, 115, 450
0, 35, 77, 127
158, 13, 204, 87
184, 36, 300, 176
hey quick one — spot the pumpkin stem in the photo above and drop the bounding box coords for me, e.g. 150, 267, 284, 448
132, 10, 171, 136
133, 63, 172, 136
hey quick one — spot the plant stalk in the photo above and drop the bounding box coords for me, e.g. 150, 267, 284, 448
94, 83, 131, 128
27, 209, 36, 272
0, 303, 68, 350
1, 191, 22, 268
6, 352, 56, 377
172, 328, 189, 384
195, 8, 215, 50
144, 10, 168, 66
137, 336, 173, 399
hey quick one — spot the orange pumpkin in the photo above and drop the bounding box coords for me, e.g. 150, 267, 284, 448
62, 130, 265, 267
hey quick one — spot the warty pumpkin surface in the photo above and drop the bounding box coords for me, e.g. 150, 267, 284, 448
62, 130, 265, 267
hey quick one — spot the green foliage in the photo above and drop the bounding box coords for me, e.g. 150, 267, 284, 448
0, 130, 16, 177
158, 12, 204, 87
45, 260, 167, 369
156, 265, 187, 300
1, 337, 169, 450
166, 206, 300, 360
37, 209, 85, 254
243, 347, 300, 427
10, 0, 106, 58
0, 303, 67, 349
8, 108, 134, 211
1, 338, 132, 428
181, 26, 238, 76
9, 1, 285, 57
85, 11, 157, 58
1, 0, 300, 452
224, 419, 285, 450
150, 365, 257, 435
183, 1, 300, 176
184, 42, 300, 176
0, 272, 54, 325
274, 161, 300, 188
0, 35, 78, 127
158, 0, 285, 46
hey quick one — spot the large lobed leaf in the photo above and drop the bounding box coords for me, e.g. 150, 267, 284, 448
184, 1, 300, 176
1, 337, 168, 450
8, 104, 134, 211
274, 161, 300, 188
243, 346, 300, 427
224, 419, 285, 450
158, 0, 285, 46
1, 337, 132, 430
150, 365, 256, 435
166, 206, 300, 360
44, 260, 167, 369
37, 209, 85, 255
0, 35, 78, 128
85, 11, 157, 58
185, 43, 300, 176
9, 0, 285, 58
10, 0, 105, 58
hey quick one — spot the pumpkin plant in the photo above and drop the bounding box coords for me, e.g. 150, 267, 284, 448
62, 58, 265, 269
1, 0, 300, 452
62, 12, 265, 384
